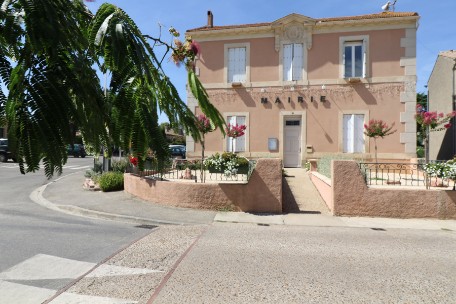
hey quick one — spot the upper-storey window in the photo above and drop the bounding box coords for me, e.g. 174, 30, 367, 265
340, 36, 368, 79
227, 47, 246, 83
283, 43, 303, 81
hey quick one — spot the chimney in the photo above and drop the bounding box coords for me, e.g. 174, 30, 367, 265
207, 11, 213, 28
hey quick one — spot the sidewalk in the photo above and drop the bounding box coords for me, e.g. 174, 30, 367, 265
28, 171, 456, 303
31, 171, 456, 231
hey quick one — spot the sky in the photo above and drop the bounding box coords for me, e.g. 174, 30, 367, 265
84, 0, 456, 122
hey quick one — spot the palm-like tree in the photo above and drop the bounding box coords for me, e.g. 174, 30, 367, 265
0, 0, 224, 177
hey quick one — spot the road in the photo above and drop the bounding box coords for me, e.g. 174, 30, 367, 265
0, 157, 150, 302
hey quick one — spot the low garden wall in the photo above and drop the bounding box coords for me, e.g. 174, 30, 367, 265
124, 158, 282, 213
311, 160, 456, 219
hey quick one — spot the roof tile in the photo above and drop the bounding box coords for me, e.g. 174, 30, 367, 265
187, 12, 418, 33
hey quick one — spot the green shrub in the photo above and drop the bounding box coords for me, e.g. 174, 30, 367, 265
317, 154, 356, 178
98, 171, 124, 192
416, 146, 424, 158
112, 158, 128, 173
93, 160, 103, 173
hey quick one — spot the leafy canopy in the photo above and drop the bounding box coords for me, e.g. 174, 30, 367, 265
0, 0, 224, 177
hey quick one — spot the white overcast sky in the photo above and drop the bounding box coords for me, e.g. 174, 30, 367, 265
85, 0, 455, 121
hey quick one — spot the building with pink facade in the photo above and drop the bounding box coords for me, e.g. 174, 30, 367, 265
185, 11, 419, 167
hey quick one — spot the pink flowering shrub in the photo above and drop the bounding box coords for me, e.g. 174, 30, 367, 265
195, 114, 212, 134
226, 124, 247, 139
364, 119, 396, 138
415, 104, 456, 131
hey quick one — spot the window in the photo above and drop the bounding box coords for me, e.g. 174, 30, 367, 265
226, 115, 246, 152
283, 43, 303, 81
344, 42, 364, 78
343, 114, 365, 153
227, 47, 246, 83
340, 36, 368, 79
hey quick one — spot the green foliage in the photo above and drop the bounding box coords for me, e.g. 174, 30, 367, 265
317, 154, 356, 178
0, 1, 224, 178
204, 152, 249, 176
93, 160, 103, 174
416, 146, 424, 158
111, 158, 128, 173
85, 169, 101, 182
98, 171, 124, 192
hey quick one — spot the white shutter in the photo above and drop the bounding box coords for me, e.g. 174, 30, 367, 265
343, 115, 354, 153
226, 116, 235, 151
235, 116, 246, 152
236, 47, 246, 83
283, 44, 293, 81
228, 49, 235, 82
228, 48, 246, 83
362, 39, 367, 78
354, 114, 365, 153
292, 44, 303, 81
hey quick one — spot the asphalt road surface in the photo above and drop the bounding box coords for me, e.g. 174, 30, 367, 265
0, 157, 150, 301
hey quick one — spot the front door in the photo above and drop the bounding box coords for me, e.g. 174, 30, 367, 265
284, 118, 301, 167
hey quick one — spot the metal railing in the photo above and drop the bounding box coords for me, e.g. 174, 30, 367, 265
358, 162, 454, 187
127, 158, 257, 183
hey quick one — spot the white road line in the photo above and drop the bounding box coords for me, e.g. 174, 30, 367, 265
0, 280, 55, 304
0, 254, 94, 280
0, 254, 161, 281
0, 280, 137, 304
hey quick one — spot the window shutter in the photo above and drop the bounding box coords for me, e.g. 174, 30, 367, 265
236, 47, 246, 83
235, 116, 246, 152
362, 39, 367, 78
354, 114, 365, 153
292, 44, 303, 81
226, 116, 235, 151
228, 48, 246, 83
343, 115, 353, 153
228, 49, 235, 82
283, 44, 293, 81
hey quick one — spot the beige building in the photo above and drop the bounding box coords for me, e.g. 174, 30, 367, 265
186, 11, 419, 167
428, 50, 456, 160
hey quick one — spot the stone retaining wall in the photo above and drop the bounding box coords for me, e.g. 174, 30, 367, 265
124, 158, 282, 213
327, 160, 456, 219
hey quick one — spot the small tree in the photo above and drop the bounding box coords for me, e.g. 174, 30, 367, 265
364, 119, 396, 163
415, 105, 456, 163
195, 114, 213, 182
225, 124, 247, 153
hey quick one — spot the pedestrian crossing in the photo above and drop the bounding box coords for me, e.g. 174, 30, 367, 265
0, 164, 91, 170
0, 254, 162, 304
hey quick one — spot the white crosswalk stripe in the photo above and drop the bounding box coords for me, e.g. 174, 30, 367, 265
0, 165, 91, 170
0, 254, 162, 304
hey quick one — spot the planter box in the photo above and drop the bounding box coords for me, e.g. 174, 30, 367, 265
208, 166, 249, 174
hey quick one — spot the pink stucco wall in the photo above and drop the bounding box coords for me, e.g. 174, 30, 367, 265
194, 83, 404, 155
330, 160, 456, 219
124, 159, 282, 213
309, 172, 333, 212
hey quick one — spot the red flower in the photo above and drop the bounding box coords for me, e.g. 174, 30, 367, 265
226, 124, 247, 138
129, 156, 138, 167
444, 123, 452, 129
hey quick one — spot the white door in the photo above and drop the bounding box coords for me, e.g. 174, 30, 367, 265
284, 118, 302, 167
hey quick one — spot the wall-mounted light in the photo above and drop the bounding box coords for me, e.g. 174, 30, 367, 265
290, 86, 295, 91
321, 84, 326, 90
260, 88, 266, 93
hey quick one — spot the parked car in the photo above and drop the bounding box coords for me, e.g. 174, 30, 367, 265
169, 146, 186, 159
0, 138, 16, 162
67, 144, 86, 158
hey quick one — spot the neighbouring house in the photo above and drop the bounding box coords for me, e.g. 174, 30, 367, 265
185, 10, 419, 167
428, 50, 456, 160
